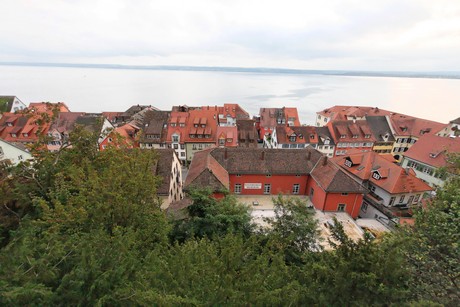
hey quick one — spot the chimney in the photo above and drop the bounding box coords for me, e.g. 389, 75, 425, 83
261, 151, 265, 160
306, 151, 311, 160
323, 156, 328, 166
224, 148, 228, 160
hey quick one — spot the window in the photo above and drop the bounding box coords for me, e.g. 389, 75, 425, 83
310, 187, 314, 199
372, 172, 381, 180
370, 185, 376, 192
173, 144, 178, 149
235, 184, 242, 194
180, 152, 185, 157
340, 134, 346, 139
219, 139, 225, 146
192, 144, 197, 150
337, 204, 346, 211
389, 197, 395, 206
341, 192, 348, 196
414, 194, 421, 202
18, 155, 23, 160
292, 184, 300, 194
264, 184, 271, 194
361, 203, 368, 212
236, 174, 241, 177
352, 134, 358, 138
364, 134, 371, 138
172, 135, 179, 142
198, 144, 203, 150
0, 146, 3, 156
266, 174, 271, 177
407, 195, 414, 204
399, 195, 405, 203
289, 136, 296, 142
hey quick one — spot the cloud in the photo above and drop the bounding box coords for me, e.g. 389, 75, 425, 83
1, 0, 460, 70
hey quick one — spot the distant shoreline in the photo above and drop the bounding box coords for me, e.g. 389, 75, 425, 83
1, 61, 460, 80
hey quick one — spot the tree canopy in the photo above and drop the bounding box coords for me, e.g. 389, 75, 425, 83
0, 129, 458, 305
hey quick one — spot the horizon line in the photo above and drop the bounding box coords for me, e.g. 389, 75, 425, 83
1, 61, 460, 80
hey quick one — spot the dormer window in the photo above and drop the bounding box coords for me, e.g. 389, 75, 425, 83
171, 123, 176, 127
194, 124, 198, 128
201, 124, 206, 128
340, 134, 346, 139
23, 133, 28, 137
289, 135, 296, 142
400, 126, 407, 132
344, 159, 352, 168
364, 134, 371, 138
180, 123, 185, 127
352, 134, 358, 138
11, 133, 17, 138
7, 122, 13, 127
227, 138, 232, 143
372, 171, 381, 180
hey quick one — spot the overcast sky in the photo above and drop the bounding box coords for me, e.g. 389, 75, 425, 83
1, 0, 460, 71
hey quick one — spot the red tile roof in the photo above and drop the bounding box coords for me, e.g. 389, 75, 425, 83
310, 156, 368, 193
328, 120, 376, 143
331, 151, 433, 194
216, 126, 238, 147
388, 114, 446, 137
403, 134, 460, 168
317, 106, 392, 121
185, 148, 229, 190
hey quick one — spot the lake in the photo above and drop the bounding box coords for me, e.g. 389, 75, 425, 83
1, 65, 459, 124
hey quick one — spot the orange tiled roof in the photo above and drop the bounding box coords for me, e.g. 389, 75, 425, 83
328, 120, 376, 143
331, 151, 433, 194
216, 126, 238, 147
388, 114, 446, 137
403, 134, 460, 168
317, 106, 392, 121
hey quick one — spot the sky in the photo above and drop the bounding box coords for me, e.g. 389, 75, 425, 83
1, 0, 460, 71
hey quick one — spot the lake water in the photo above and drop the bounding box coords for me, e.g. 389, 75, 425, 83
1, 65, 459, 124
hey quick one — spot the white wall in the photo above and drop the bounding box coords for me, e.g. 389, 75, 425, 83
0, 140, 33, 165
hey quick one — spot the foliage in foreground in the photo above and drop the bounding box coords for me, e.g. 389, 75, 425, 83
0, 131, 458, 305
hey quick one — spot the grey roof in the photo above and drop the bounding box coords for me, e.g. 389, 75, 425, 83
209, 147, 323, 174
315, 126, 335, 145
366, 116, 395, 142
450, 117, 460, 125
139, 110, 170, 143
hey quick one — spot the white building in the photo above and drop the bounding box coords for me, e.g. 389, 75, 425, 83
0, 139, 33, 165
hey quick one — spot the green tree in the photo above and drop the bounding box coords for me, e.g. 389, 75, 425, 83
170, 188, 253, 242
264, 195, 320, 264
403, 153, 460, 305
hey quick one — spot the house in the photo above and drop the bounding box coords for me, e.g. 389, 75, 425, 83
315, 126, 335, 157
216, 126, 238, 147
258, 107, 300, 137
47, 112, 86, 151
236, 119, 259, 148
217, 103, 250, 126
331, 151, 433, 225
327, 120, 375, 156
388, 114, 446, 162
99, 123, 139, 150
139, 109, 170, 150
0, 96, 27, 113
0, 139, 33, 166
264, 125, 318, 149
184, 106, 219, 162
308, 156, 367, 218
0, 113, 49, 145
28, 102, 70, 113
401, 134, 460, 188
185, 148, 367, 218
154, 149, 184, 208
315, 106, 392, 127
366, 116, 395, 154
437, 117, 460, 138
